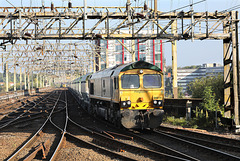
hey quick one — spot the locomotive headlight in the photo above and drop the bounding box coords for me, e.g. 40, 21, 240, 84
139, 69, 143, 74
153, 100, 162, 107
121, 100, 131, 108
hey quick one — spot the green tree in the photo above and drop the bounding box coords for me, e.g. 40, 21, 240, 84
187, 74, 224, 105
178, 86, 184, 98
178, 65, 201, 69
200, 86, 219, 111
165, 66, 172, 73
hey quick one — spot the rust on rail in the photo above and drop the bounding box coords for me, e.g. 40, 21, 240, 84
102, 131, 115, 139
23, 139, 51, 161
107, 131, 133, 140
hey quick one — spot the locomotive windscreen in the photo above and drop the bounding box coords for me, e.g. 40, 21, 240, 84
121, 74, 140, 89
143, 74, 162, 88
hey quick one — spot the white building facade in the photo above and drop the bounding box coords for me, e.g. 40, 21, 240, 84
95, 31, 163, 70
177, 64, 224, 93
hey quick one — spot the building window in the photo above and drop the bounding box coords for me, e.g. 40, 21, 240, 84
101, 53, 106, 59
124, 55, 127, 61
139, 54, 146, 61
150, 41, 153, 53
155, 44, 160, 52
155, 54, 160, 61
115, 45, 122, 51
135, 39, 139, 55
155, 63, 161, 68
100, 40, 107, 49
139, 44, 146, 52
115, 53, 123, 62
101, 64, 106, 70
135, 54, 138, 61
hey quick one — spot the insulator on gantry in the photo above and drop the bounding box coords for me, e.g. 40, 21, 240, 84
144, 2, 148, 11
51, 2, 54, 11
68, 1, 72, 8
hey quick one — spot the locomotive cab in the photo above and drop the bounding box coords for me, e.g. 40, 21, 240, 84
114, 61, 164, 129
87, 61, 164, 129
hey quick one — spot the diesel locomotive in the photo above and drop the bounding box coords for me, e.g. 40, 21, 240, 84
70, 61, 164, 129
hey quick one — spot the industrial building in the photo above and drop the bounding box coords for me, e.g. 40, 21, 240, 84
177, 64, 223, 93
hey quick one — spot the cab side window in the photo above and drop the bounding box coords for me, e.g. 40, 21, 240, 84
114, 77, 118, 89
102, 79, 105, 88
90, 83, 94, 94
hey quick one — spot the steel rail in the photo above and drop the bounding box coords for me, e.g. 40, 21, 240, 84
154, 130, 240, 161
0, 99, 38, 119
48, 90, 138, 161
50, 117, 137, 161
126, 131, 199, 161
0, 99, 32, 120
6, 91, 63, 161
0, 91, 56, 130
157, 128, 240, 153
49, 90, 68, 161
0, 110, 49, 125
6, 107, 66, 128
68, 88, 198, 160
65, 132, 136, 161
68, 88, 197, 160
0, 99, 27, 118
158, 126, 240, 147
67, 118, 190, 161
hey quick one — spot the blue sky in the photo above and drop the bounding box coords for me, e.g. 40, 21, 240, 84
0, 0, 239, 67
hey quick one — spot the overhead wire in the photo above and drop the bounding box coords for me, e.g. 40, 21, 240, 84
5, 0, 16, 8
220, 4, 240, 13
164, 0, 206, 14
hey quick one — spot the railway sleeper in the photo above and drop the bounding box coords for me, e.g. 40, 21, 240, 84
92, 138, 122, 152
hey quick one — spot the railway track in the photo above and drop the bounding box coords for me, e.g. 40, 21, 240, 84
0, 91, 49, 120
66, 117, 188, 160
153, 130, 240, 160
2, 88, 240, 160
6, 90, 65, 161
156, 126, 240, 156
0, 90, 57, 130
69, 89, 197, 161
2, 90, 145, 160
70, 89, 240, 160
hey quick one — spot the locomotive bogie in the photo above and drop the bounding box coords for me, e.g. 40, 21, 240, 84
121, 109, 164, 129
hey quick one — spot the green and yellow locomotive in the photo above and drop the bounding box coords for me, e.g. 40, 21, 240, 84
71, 61, 164, 129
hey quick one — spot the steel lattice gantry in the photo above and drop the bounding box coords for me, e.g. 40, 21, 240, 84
0, 6, 232, 41
1, 42, 105, 86
0, 6, 238, 127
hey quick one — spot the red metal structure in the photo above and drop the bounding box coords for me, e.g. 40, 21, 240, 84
160, 40, 163, 71
153, 39, 155, 65
122, 39, 124, 64
137, 39, 140, 61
